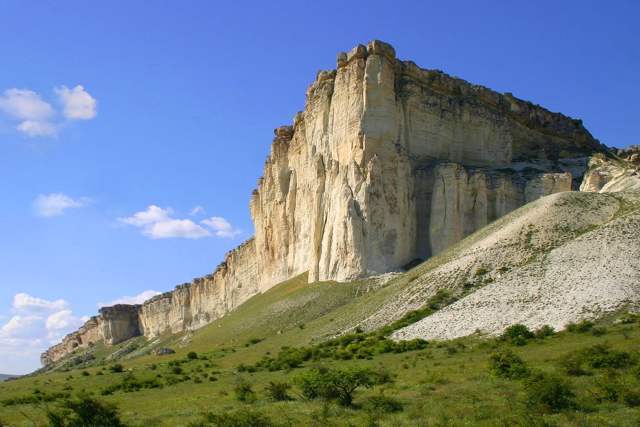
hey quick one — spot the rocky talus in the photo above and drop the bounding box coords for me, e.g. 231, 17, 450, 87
42, 40, 609, 365
383, 191, 640, 340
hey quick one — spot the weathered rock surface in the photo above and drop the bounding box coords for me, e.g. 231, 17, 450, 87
251, 40, 600, 289
42, 40, 605, 365
580, 152, 640, 193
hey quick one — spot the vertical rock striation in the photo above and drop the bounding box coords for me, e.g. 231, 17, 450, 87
42, 40, 603, 365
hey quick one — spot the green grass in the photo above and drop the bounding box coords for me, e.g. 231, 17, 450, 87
1, 270, 640, 426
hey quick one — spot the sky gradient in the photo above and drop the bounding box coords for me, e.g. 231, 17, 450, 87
1, 1, 638, 374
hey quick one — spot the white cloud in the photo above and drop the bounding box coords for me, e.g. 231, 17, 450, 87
189, 205, 205, 216
55, 85, 97, 120
1, 315, 42, 339
33, 193, 90, 217
0, 88, 54, 121
145, 218, 210, 239
0, 85, 97, 138
17, 120, 58, 137
119, 205, 173, 227
0, 293, 87, 373
13, 293, 68, 312
201, 216, 242, 238
0, 88, 57, 137
98, 290, 161, 308
119, 205, 211, 239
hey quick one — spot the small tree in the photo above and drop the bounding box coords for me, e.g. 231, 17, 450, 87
525, 372, 575, 413
296, 366, 376, 406
264, 381, 291, 401
46, 395, 126, 427
234, 377, 256, 403
501, 324, 534, 346
489, 349, 529, 379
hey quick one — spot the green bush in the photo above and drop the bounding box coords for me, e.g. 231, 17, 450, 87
296, 366, 378, 406
559, 352, 589, 376
534, 325, 555, 339
188, 409, 274, 427
46, 395, 126, 427
591, 326, 608, 336
364, 394, 404, 413
501, 324, 535, 346
187, 351, 198, 360
101, 373, 163, 395
582, 344, 635, 369
525, 372, 575, 413
109, 364, 124, 373
489, 349, 529, 379
264, 381, 291, 401
234, 378, 256, 403
623, 389, 640, 407
567, 320, 594, 333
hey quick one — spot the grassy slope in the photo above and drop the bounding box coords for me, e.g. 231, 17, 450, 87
1, 192, 639, 426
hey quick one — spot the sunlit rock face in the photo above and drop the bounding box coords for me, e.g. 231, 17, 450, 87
42, 40, 603, 366
250, 40, 598, 289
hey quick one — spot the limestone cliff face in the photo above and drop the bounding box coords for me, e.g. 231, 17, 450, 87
42, 40, 603, 366
42, 240, 257, 365
250, 40, 598, 289
139, 239, 258, 337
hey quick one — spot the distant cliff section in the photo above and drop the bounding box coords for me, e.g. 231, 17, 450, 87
42, 40, 607, 366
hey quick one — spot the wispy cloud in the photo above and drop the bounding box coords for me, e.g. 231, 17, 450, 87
33, 193, 90, 217
119, 205, 241, 240
201, 216, 242, 238
189, 205, 205, 216
0, 85, 97, 138
98, 290, 161, 308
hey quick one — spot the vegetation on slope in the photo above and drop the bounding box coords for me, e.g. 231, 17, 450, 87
1, 272, 639, 426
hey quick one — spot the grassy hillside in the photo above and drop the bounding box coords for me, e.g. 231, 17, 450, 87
1, 191, 639, 426
1, 278, 639, 426
0, 376, 16, 383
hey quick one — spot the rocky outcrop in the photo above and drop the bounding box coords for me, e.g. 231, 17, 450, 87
580, 152, 640, 193
250, 40, 600, 289
42, 40, 604, 366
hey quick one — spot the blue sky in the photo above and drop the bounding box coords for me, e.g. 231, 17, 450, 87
1, 1, 638, 374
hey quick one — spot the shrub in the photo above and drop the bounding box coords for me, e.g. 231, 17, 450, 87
534, 325, 555, 339
109, 364, 124, 373
187, 351, 198, 360
245, 338, 263, 347
582, 344, 635, 369
559, 352, 589, 376
264, 381, 291, 401
46, 395, 126, 427
171, 366, 184, 375
525, 372, 575, 413
81, 371, 90, 377
489, 349, 529, 379
623, 390, 640, 407
591, 326, 608, 336
501, 324, 535, 346
234, 378, 256, 403
296, 366, 377, 406
364, 394, 404, 413
188, 409, 274, 427
567, 320, 594, 333
593, 371, 624, 402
